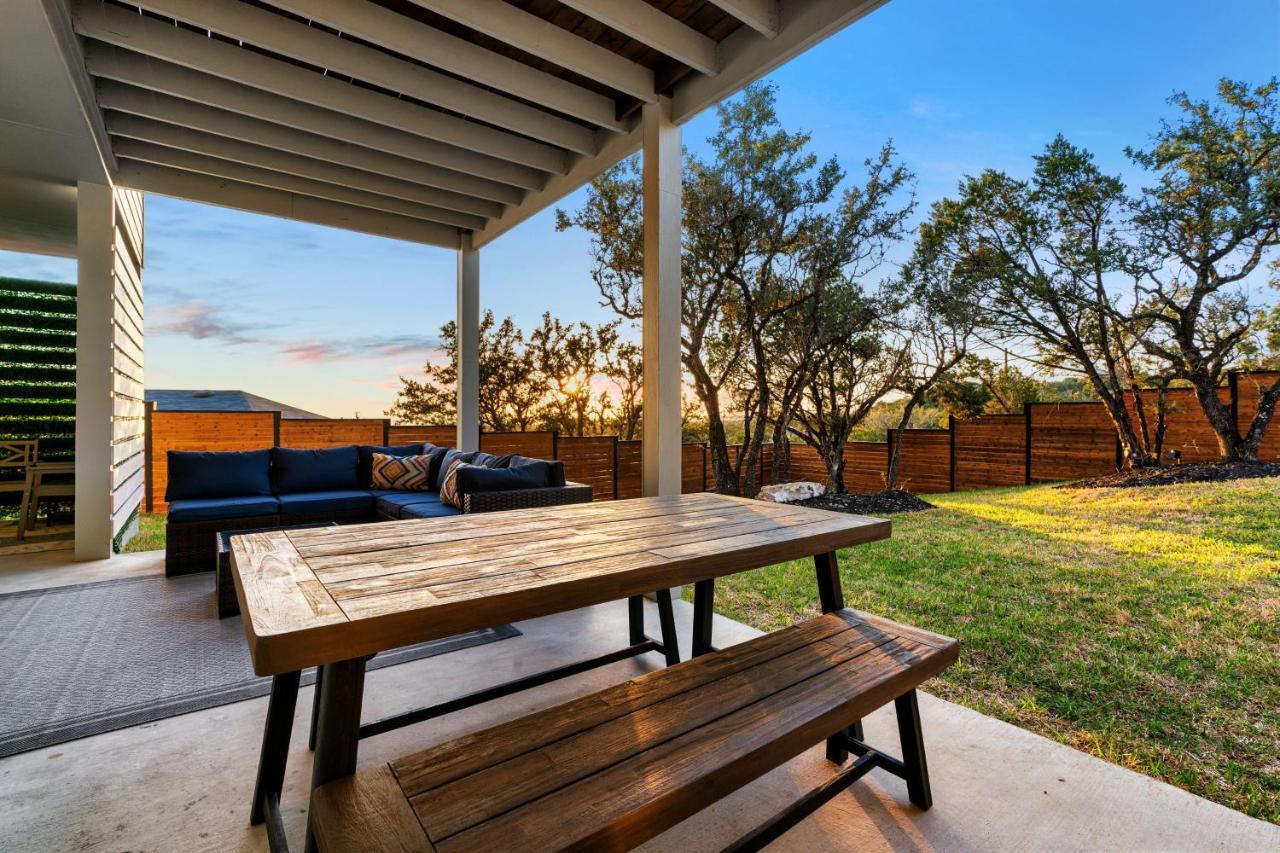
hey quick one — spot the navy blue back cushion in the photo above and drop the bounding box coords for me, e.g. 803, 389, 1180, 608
165, 449, 272, 501
455, 464, 546, 494
356, 443, 424, 485
500, 454, 566, 487
434, 449, 478, 490
271, 446, 359, 494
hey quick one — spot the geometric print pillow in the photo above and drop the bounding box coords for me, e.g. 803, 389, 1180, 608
438, 459, 473, 509
370, 453, 434, 491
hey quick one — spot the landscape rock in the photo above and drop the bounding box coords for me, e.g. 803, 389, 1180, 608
757, 481, 826, 504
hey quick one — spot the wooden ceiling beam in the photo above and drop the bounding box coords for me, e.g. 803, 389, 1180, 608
112, 138, 487, 231
105, 114, 504, 221
557, 0, 720, 76
264, 0, 626, 133
115, 160, 463, 248
706, 0, 781, 38
71, 1, 570, 174
95, 80, 524, 206
406, 0, 657, 102
122, 0, 596, 155
84, 48, 539, 196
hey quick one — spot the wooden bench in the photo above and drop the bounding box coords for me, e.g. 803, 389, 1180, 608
308, 608, 958, 852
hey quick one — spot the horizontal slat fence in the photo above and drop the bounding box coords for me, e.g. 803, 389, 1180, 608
145, 371, 1280, 512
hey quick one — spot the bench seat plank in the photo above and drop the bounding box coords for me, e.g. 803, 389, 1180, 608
311, 610, 957, 853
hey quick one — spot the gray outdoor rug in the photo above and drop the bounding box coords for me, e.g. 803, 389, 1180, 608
0, 574, 519, 758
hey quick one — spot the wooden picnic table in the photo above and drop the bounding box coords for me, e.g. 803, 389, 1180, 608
230, 492, 890, 851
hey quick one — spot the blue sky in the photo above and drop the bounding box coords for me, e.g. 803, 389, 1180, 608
2, 0, 1276, 417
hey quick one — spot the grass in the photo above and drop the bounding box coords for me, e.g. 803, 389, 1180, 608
697, 478, 1280, 824
123, 512, 166, 553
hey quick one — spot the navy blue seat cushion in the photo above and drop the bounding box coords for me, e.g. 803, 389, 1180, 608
455, 464, 549, 493
167, 495, 280, 524
277, 489, 377, 517
433, 449, 501, 489
495, 455, 565, 488
375, 490, 441, 518
271, 446, 359, 493
356, 443, 425, 485
166, 449, 272, 501
399, 500, 461, 520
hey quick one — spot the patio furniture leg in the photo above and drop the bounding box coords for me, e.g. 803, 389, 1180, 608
894, 689, 933, 809
15, 469, 33, 541
306, 657, 368, 853
627, 595, 644, 645
655, 588, 680, 665
307, 665, 323, 752
692, 579, 715, 657
814, 550, 851, 764
250, 670, 300, 831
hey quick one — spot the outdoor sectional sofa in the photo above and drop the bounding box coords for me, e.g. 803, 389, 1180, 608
163, 443, 591, 575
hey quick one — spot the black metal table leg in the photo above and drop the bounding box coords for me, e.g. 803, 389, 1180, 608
307, 664, 323, 752
250, 670, 300, 828
655, 588, 681, 665
814, 550, 850, 764
692, 578, 715, 657
304, 657, 368, 853
894, 689, 933, 809
627, 595, 645, 646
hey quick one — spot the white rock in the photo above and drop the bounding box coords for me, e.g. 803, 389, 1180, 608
757, 481, 826, 503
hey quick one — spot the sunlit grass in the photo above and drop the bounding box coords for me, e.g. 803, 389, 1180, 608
122, 512, 166, 553
699, 478, 1280, 823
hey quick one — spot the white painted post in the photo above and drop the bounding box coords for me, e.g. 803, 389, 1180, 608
456, 233, 480, 451
641, 97, 682, 498
75, 181, 115, 560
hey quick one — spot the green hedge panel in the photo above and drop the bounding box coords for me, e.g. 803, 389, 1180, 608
0, 293, 76, 315
0, 365, 75, 384
0, 310, 77, 332
1, 399, 76, 417
0, 277, 76, 298
0, 347, 75, 367
0, 383, 76, 400
0, 327, 75, 348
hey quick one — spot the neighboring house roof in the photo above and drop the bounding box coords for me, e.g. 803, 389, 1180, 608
145, 390, 325, 420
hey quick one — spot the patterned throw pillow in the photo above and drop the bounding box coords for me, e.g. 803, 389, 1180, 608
438, 459, 473, 509
370, 453, 434, 491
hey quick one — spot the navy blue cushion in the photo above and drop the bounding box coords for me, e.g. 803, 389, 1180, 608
494, 454, 566, 487
165, 450, 272, 501
376, 491, 444, 519
277, 489, 376, 517
399, 500, 461, 519
434, 449, 476, 490
166, 495, 280, 524
357, 443, 423, 485
455, 464, 547, 493
271, 446, 359, 493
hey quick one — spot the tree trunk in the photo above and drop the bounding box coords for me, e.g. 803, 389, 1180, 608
1191, 375, 1244, 461
1238, 377, 1280, 461
823, 439, 846, 494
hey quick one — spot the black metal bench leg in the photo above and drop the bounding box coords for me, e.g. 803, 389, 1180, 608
627, 595, 645, 646
307, 664, 323, 751
895, 689, 933, 809
654, 588, 681, 665
251, 670, 300, 828
692, 578, 715, 657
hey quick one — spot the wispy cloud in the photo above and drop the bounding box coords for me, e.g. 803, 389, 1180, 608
280, 335, 443, 362
150, 301, 274, 346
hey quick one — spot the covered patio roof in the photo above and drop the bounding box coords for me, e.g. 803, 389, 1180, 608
6, 0, 887, 251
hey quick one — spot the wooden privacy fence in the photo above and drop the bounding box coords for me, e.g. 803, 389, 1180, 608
145, 370, 1280, 511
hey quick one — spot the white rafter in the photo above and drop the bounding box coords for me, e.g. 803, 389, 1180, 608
707, 0, 781, 38
95, 81, 522, 207
116, 160, 462, 248
84, 47, 540, 196
105, 114, 503, 221
264, 0, 625, 133
406, 0, 656, 102
121, 0, 595, 155
557, 0, 719, 75
71, 1, 570, 174
112, 138, 487, 231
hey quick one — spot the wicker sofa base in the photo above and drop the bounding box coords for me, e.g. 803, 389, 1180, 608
165, 483, 593, 576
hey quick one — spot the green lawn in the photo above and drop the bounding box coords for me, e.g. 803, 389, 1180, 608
697, 478, 1280, 824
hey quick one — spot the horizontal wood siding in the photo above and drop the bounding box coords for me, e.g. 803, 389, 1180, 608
888, 430, 951, 493
954, 415, 1024, 490
111, 188, 146, 536
556, 436, 617, 501
279, 418, 385, 448
149, 411, 275, 512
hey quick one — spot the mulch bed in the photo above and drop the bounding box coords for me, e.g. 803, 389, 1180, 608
1062, 461, 1280, 489
796, 489, 935, 515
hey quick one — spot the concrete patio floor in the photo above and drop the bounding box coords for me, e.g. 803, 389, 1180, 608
0, 549, 1276, 852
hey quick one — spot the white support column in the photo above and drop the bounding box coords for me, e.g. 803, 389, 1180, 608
75, 182, 115, 560
456, 233, 480, 451
641, 97, 683, 497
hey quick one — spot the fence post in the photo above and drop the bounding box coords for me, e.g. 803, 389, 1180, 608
551, 430, 559, 461
272, 411, 282, 447
144, 401, 155, 512
948, 415, 956, 492
1023, 403, 1033, 485
702, 443, 708, 492
381, 419, 390, 445
612, 436, 620, 500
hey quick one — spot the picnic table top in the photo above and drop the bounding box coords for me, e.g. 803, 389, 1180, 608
230, 492, 890, 675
